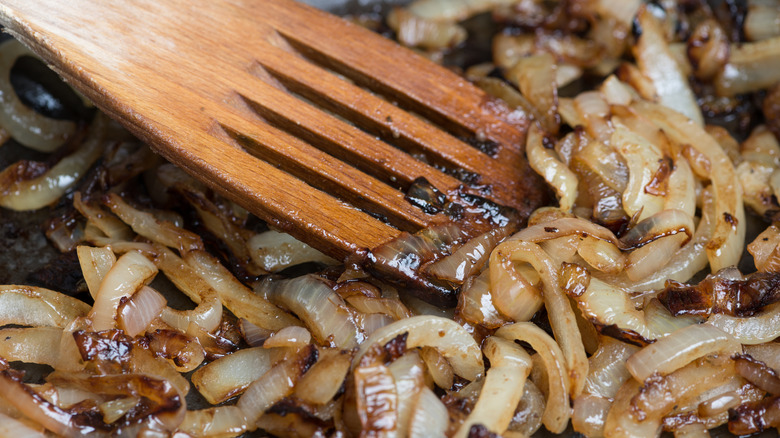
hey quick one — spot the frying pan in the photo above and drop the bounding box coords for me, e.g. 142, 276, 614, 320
0, 1, 771, 436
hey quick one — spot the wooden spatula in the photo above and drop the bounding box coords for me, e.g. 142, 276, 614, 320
0, 0, 545, 300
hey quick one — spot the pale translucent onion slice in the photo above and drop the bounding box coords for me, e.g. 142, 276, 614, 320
633, 100, 745, 272
0, 412, 47, 437
407, 387, 448, 438
76, 245, 116, 300
239, 319, 273, 347
263, 326, 311, 349
625, 233, 688, 281
88, 250, 158, 331
0, 115, 104, 211
715, 37, 780, 96
526, 123, 578, 212
571, 394, 611, 438
354, 315, 483, 381
104, 192, 203, 254
626, 324, 741, 382
0, 285, 90, 328
488, 245, 544, 322
237, 347, 314, 426
577, 236, 624, 274
574, 91, 612, 142
144, 246, 222, 333
584, 336, 639, 399
247, 230, 335, 273
457, 269, 508, 329
387, 7, 467, 50
606, 354, 737, 438
663, 156, 697, 218
293, 348, 353, 405
99, 396, 139, 424
509, 53, 559, 133
191, 347, 273, 405
496, 322, 571, 434
420, 346, 454, 390
612, 123, 666, 222
705, 301, 780, 345
117, 285, 166, 337
261, 275, 360, 349
185, 250, 299, 330
600, 75, 634, 106
633, 7, 703, 125
406, 0, 515, 21
0, 327, 62, 367
570, 275, 655, 341
387, 351, 426, 436
73, 193, 133, 245
0, 40, 76, 152
178, 406, 248, 437
454, 337, 532, 437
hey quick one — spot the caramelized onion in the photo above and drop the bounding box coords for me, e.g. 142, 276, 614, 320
454, 337, 532, 437
0, 40, 76, 152
354, 315, 483, 381
626, 324, 741, 383
88, 250, 157, 331
247, 230, 335, 273
117, 285, 166, 337
261, 275, 360, 349
0, 285, 89, 328
496, 322, 571, 434
192, 347, 272, 405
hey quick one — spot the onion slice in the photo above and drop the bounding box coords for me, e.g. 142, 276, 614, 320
491, 241, 588, 397
191, 347, 273, 405
626, 324, 741, 383
0, 40, 76, 151
632, 100, 745, 272
88, 250, 158, 331
496, 322, 571, 434
454, 336, 532, 437
0, 285, 89, 328
706, 301, 780, 345
354, 315, 483, 381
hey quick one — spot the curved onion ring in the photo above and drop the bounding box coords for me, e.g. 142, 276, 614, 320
454, 336, 532, 437
526, 123, 578, 212
491, 241, 588, 397
705, 301, 780, 345
88, 250, 157, 331
353, 315, 483, 381
612, 123, 666, 221
632, 100, 745, 272
191, 347, 272, 405
0, 40, 76, 152
496, 322, 571, 433
626, 324, 741, 382
0, 114, 105, 211
0, 326, 62, 367
0, 285, 89, 328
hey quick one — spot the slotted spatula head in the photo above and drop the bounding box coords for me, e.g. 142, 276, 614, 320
0, 0, 547, 302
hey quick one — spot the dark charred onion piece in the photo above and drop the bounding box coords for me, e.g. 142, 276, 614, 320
46, 371, 185, 432
141, 329, 205, 372
659, 270, 780, 317
728, 395, 780, 435
366, 224, 468, 307
0, 367, 105, 437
